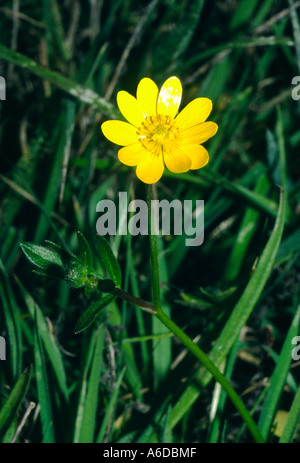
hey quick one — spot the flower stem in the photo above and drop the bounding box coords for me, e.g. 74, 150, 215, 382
145, 184, 162, 313
155, 310, 264, 443
113, 287, 156, 315
145, 183, 264, 443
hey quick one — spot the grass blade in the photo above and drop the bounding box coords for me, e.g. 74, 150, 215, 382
279, 387, 300, 443
224, 174, 270, 283
77, 326, 105, 443
258, 304, 300, 440
96, 367, 126, 443
152, 236, 171, 390
162, 188, 286, 438
206, 190, 286, 369
33, 307, 55, 443
0, 260, 22, 380
15, 277, 69, 402
289, 0, 300, 73
0, 44, 119, 117
0, 368, 32, 441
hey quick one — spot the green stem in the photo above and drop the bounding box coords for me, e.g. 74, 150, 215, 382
145, 182, 265, 443
155, 310, 264, 443
113, 287, 156, 315
145, 184, 162, 313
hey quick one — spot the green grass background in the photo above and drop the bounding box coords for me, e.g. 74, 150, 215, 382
0, 0, 300, 443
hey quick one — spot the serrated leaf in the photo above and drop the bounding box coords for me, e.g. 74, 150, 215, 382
77, 231, 92, 269
95, 235, 122, 287
74, 294, 115, 334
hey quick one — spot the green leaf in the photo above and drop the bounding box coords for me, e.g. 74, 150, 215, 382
64, 256, 88, 288
74, 294, 115, 334
224, 174, 270, 283
33, 307, 55, 443
229, 0, 260, 30
207, 189, 286, 372
203, 168, 278, 218
95, 235, 122, 287
0, 368, 32, 440
279, 387, 300, 443
157, 188, 286, 440
258, 304, 300, 440
153, 0, 205, 74
0, 44, 119, 117
33, 102, 76, 242
289, 0, 300, 73
44, 240, 65, 253
182, 36, 294, 70
276, 227, 300, 265
15, 277, 69, 402
20, 242, 64, 277
73, 327, 100, 443
96, 367, 126, 443
77, 231, 93, 270
152, 236, 171, 390
0, 260, 22, 380
77, 326, 105, 443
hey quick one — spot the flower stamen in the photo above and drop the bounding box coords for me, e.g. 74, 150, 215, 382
137, 114, 179, 157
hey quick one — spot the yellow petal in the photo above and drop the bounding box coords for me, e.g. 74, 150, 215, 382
177, 144, 209, 169
181, 122, 218, 144
118, 143, 149, 166
117, 91, 146, 127
164, 146, 191, 173
137, 78, 159, 117
101, 120, 138, 146
136, 154, 164, 184
175, 98, 213, 130
157, 76, 182, 118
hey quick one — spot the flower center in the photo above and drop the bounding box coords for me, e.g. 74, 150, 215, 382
137, 115, 179, 156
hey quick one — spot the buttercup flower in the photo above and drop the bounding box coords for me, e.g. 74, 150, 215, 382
101, 76, 218, 184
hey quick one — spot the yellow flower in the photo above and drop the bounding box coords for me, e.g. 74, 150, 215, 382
101, 76, 218, 184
